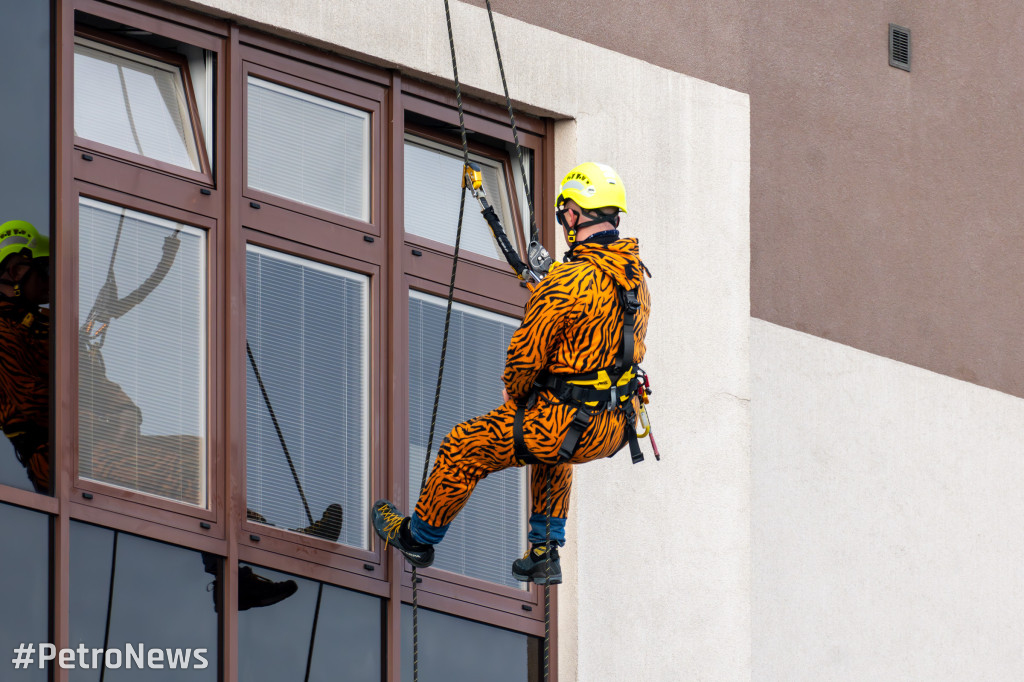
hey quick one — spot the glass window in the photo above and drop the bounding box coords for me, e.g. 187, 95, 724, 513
246, 246, 369, 548
247, 77, 370, 220
77, 198, 206, 506
74, 37, 205, 172
0, 502, 49, 682
69, 522, 218, 681
238, 563, 381, 682
408, 291, 526, 588
404, 135, 518, 262
401, 605, 540, 682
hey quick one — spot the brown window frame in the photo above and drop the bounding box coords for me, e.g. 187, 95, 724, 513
72, 24, 214, 185
393, 85, 554, 631
235, 228, 387, 593
403, 125, 528, 270
239, 47, 386, 237
37, 0, 561, 678
70, 182, 224, 532
61, 1, 229, 547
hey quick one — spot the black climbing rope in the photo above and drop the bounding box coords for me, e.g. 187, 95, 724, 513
411, 7, 472, 680
98, 530, 119, 682
482, 0, 537, 247
246, 340, 315, 527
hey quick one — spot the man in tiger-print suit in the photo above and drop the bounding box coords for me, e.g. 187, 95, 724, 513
0, 221, 52, 493
374, 162, 651, 585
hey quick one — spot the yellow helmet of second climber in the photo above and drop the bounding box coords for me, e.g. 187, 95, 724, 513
555, 162, 627, 214
0, 220, 49, 266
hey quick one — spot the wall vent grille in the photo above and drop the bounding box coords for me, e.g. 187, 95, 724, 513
889, 24, 911, 71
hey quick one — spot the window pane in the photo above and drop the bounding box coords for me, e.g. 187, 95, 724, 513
247, 77, 370, 220
404, 137, 516, 262
401, 605, 540, 682
408, 291, 526, 588
0, 502, 49, 682
74, 38, 202, 172
246, 246, 369, 548
238, 563, 381, 682
69, 522, 218, 681
78, 198, 206, 506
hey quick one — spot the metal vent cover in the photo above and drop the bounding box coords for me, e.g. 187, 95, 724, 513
889, 24, 910, 71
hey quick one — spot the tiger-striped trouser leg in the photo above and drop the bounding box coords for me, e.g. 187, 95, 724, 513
411, 391, 630, 547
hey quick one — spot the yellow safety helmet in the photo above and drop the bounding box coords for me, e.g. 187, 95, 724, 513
555, 162, 627, 214
0, 220, 49, 266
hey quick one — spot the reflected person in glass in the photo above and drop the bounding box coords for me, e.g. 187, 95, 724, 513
0, 220, 51, 493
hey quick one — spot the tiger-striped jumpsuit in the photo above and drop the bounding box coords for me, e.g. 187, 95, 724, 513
411, 236, 651, 546
0, 301, 51, 494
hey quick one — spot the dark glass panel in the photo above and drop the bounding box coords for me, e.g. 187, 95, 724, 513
0, 438, 44, 493
0, 502, 49, 682
69, 522, 218, 681
401, 605, 539, 682
238, 563, 381, 682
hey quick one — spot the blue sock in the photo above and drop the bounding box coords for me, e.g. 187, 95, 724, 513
528, 513, 566, 546
409, 513, 449, 546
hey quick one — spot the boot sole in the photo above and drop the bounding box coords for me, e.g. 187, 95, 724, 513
512, 571, 562, 586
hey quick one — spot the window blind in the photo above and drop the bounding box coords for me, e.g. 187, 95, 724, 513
246, 246, 369, 549
247, 77, 370, 221
404, 138, 515, 262
408, 291, 526, 589
74, 39, 200, 171
77, 198, 206, 506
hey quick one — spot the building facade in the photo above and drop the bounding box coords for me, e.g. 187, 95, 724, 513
0, 0, 1020, 680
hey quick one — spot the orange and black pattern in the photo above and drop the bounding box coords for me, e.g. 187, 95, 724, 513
414, 238, 650, 530
0, 301, 51, 492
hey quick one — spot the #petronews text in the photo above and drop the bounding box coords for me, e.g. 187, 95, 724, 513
11, 642, 210, 670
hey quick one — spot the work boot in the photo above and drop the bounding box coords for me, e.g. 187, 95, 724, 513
294, 503, 343, 542
237, 566, 298, 610
246, 509, 270, 524
371, 499, 434, 568
511, 543, 562, 585
210, 566, 298, 612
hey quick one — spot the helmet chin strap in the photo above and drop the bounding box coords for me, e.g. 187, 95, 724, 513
558, 206, 620, 245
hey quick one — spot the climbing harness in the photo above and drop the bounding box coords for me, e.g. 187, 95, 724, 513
513, 283, 653, 466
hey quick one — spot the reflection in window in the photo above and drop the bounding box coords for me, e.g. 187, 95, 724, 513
238, 563, 381, 682
69, 522, 217, 681
401, 605, 540, 681
74, 37, 204, 172
78, 198, 206, 506
408, 291, 526, 588
246, 246, 369, 548
247, 77, 370, 220
404, 136, 517, 261
0, 503, 49, 682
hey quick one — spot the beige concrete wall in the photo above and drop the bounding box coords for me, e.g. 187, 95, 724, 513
753, 319, 1024, 680
180, 1, 752, 679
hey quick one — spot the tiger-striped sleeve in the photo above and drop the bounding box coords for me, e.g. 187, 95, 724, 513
502, 266, 584, 400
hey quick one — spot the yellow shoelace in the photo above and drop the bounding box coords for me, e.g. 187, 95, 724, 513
378, 504, 404, 544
